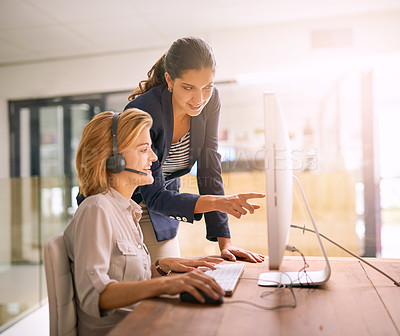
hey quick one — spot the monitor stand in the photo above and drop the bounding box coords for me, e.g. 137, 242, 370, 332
258, 175, 331, 287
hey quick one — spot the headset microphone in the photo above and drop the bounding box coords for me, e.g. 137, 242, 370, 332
106, 112, 148, 176
124, 168, 147, 176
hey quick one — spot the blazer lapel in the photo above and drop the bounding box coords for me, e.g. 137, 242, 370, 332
160, 88, 174, 164
189, 114, 206, 165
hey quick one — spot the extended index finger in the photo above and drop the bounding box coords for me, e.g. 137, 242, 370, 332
239, 193, 266, 200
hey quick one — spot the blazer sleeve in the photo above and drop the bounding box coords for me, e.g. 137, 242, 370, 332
196, 89, 231, 241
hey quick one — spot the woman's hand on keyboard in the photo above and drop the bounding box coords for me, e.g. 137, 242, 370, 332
161, 269, 224, 302
218, 237, 265, 263
158, 257, 224, 273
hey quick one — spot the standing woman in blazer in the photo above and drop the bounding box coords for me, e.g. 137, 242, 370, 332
125, 36, 265, 263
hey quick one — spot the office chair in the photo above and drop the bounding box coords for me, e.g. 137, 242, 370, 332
44, 232, 77, 336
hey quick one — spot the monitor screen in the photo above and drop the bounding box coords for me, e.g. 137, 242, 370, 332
264, 92, 293, 270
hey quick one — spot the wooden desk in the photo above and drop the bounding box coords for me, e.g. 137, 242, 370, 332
109, 257, 400, 336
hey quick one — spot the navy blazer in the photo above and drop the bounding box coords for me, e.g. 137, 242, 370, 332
125, 84, 230, 242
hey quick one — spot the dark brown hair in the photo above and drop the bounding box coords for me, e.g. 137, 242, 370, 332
128, 36, 216, 100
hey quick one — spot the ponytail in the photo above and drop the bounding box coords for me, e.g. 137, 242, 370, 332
128, 54, 167, 100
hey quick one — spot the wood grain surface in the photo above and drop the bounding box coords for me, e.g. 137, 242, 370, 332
109, 257, 400, 336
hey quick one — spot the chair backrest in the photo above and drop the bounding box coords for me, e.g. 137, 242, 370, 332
44, 232, 77, 336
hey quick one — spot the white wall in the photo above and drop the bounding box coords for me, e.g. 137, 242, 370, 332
211, 10, 400, 79
1, 9, 400, 178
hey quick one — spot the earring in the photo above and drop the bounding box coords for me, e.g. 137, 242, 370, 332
168, 87, 173, 93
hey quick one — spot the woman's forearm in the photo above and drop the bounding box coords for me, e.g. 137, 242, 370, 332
99, 278, 167, 310
99, 264, 225, 310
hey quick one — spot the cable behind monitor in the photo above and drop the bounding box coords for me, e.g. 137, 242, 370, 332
290, 224, 400, 287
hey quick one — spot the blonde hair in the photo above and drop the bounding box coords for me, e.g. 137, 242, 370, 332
76, 108, 153, 197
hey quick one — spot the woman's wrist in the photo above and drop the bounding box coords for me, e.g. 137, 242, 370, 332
157, 259, 172, 275
195, 195, 220, 213
218, 237, 232, 251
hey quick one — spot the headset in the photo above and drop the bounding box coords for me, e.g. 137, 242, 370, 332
105, 112, 147, 176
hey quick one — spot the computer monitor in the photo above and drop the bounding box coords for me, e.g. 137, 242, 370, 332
263, 92, 293, 271
259, 92, 331, 287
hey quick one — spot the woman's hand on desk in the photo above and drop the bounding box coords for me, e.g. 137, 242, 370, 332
160, 269, 224, 303
195, 193, 266, 219
218, 237, 265, 263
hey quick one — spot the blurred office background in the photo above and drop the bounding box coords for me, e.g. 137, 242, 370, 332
1, 0, 400, 333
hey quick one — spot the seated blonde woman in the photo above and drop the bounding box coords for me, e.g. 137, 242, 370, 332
64, 109, 224, 336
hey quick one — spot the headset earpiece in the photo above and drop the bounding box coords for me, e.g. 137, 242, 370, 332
106, 113, 126, 174
106, 153, 126, 173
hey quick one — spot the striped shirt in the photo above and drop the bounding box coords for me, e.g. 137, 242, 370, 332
162, 131, 191, 177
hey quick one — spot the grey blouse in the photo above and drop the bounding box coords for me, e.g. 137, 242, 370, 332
64, 188, 151, 336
